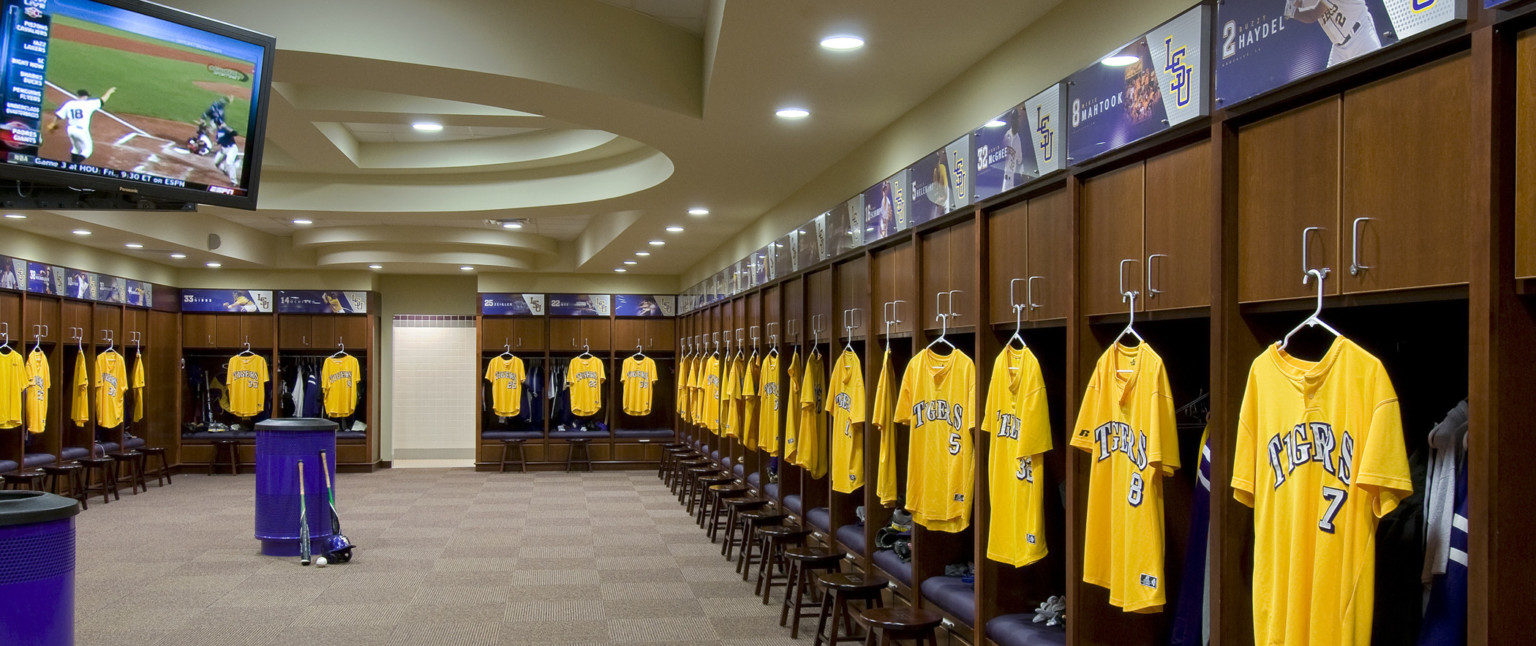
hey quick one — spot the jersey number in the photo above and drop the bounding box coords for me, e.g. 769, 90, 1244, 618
1221, 21, 1237, 59
947, 431, 961, 456
1318, 486, 1348, 533
70, 109, 84, 120
843, 419, 853, 438
1015, 456, 1034, 483
1127, 472, 1144, 507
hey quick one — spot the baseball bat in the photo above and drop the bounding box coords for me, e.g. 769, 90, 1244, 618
320, 449, 341, 535
298, 460, 311, 566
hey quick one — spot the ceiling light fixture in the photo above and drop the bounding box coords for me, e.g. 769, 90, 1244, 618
1101, 54, 1139, 67
624, 260, 638, 266
666, 226, 684, 233
205, 262, 221, 268
648, 240, 665, 247
368, 264, 383, 270
71, 229, 90, 236
820, 35, 865, 51
613, 268, 627, 273
412, 122, 444, 132
3, 213, 24, 219
688, 207, 710, 216
635, 251, 651, 257
124, 243, 143, 249
292, 218, 313, 225
984, 119, 1007, 128
170, 253, 187, 259
460, 265, 474, 271
776, 107, 810, 119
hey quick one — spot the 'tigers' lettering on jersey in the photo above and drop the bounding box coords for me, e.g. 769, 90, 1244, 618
625, 370, 650, 388
328, 370, 353, 384
1266, 421, 1354, 489
232, 369, 261, 387
910, 399, 964, 431
1092, 421, 1150, 471
494, 371, 520, 388
764, 382, 780, 410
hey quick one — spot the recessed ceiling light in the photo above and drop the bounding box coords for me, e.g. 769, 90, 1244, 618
170, 253, 187, 259
666, 226, 684, 233
985, 119, 1007, 128
635, 251, 651, 257
501, 221, 524, 230
292, 218, 313, 225
614, 268, 628, 273
3, 213, 24, 219
688, 208, 710, 216
820, 35, 864, 51
649, 240, 665, 247
776, 108, 810, 119
460, 265, 474, 271
71, 229, 90, 236
124, 243, 143, 249
1101, 55, 1139, 67
624, 260, 638, 265
412, 122, 444, 132
205, 262, 221, 268
368, 264, 383, 270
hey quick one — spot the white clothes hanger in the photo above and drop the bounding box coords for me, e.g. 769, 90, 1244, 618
0, 322, 10, 354
883, 300, 905, 354
1007, 278, 1027, 351
926, 290, 960, 354
1280, 268, 1341, 351
842, 308, 862, 355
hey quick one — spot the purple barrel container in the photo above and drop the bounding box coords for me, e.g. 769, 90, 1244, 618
0, 491, 81, 646
253, 418, 338, 557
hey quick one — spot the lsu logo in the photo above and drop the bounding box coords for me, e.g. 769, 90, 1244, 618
1035, 106, 1053, 162
1164, 37, 1191, 108
1140, 574, 1158, 589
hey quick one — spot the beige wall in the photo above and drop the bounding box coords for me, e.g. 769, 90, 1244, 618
376, 274, 479, 458
682, 0, 1198, 285
0, 227, 178, 285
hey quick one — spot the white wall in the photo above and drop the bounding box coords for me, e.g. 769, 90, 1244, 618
389, 316, 477, 462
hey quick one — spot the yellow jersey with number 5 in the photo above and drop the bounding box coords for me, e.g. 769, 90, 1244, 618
1070, 342, 1179, 613
826, 349, 866, 493
982, 346, 1053, 567
894, 349, 977, 533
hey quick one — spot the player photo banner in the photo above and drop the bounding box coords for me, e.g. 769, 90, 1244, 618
0, 256, 23, 291
1487, 0, 1530, 7
974, 103, 1039, 202
548, 294, 610, 317
276, 290, 368, 314
63, 268, 93, 300
614, 294, 675, 317
1067, 6, 1209, 164
912, 138, 969, 227
93, 274, 123, 303
25, 262, 60, 295
1216, 0, 1463, 107
829, 194, 865, 256
181, 289, 272, 312
125, 279, 150, 308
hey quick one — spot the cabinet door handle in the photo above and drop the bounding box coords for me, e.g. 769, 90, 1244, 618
1118, 258, 1139, 297
302, 335, 307, 346
1349, 217, 1374, 276
1147, 254, 1168, 299
207, 334, 213, 346
1026, 276, 1043, 311
1301, 226, 1324, 284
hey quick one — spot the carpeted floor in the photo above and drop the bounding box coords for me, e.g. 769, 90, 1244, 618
72, 469, 818, 645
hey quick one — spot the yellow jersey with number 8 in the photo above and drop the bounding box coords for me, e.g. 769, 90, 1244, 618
894, 349, 977, 533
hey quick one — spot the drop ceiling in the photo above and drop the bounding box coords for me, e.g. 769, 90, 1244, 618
0, 0, 1064, 280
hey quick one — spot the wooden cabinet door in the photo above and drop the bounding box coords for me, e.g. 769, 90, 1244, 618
1081, 163, 1146, 316
0, 292, 19, 341
331, 316, 368, 350
1517, 31, 1536, 278
646, 320, 676, 352
308, 317, 335, 351
240, 315, 274, 350
988, 202, 1029, 326
1027, 189, 1073, 322
1144, 141, 1213, 311
61, 301, 91, 343
806, 269, 834, 337
835, 258, 869, 340
92, 304, 122, 346
279, 315, 314, 350
510, 318, 545, 351
921, 228, 952, 329
1238, 98, 1342, 303
948, 219, 977, 319
1340, 52, 1472, 293
550, 319, 582, 352
24, 297, 58, 343
124, 310, 147, 344
481, 318, 512, 352
182, 313, 216, 348
581, 318, 611, 352
215, 315, 243, 348
613, 319, 646, 352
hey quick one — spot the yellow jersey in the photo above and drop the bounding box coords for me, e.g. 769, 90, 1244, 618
94, 350, 128, 429
25, 349, 48, 433
484, 355, 527, 417
130, 353, 145, 423
797, 351, 827, 478
620, 355, 658, 416
827, 349, 866, 494
739, 355, 759, 450
982, 345, 1053, 567
677, 355, 691, 422
686, 356, 701, 424
71, 351, 88, 426
872, 349, 900, 507
322, 355, 362, 417
783, 352, 801, 460
567, 356, 606, 417
0, 350, 23, 429
894, 348, 977, 533
1070, 342, 1180, 613
721, 356, 741, 438
702, 355, 723, 433
758, 353, 782, 453
226, 354, 269, 418
1233, 338, 1412, 646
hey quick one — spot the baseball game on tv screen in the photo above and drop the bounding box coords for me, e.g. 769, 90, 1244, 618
0, 0, 271, 206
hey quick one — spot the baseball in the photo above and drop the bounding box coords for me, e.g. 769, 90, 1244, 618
314, 557, 327, 568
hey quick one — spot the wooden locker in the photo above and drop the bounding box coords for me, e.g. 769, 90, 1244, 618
279, 315, 314, 350
331, 316, 368, 350
24, 297, 59, 344
92, 304, 122, 346
1144, 141, 1213, 311
1237, 97, 1342, 303
1026, 189, 1073, 322
580, 318, 611, 352
182, 313, 217, 349
1081, 163, 1146, 316
988, 201, 1029, 326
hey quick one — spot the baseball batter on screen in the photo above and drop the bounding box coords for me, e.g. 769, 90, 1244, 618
1287, 0, 1382, 65
47, 87, 118, 164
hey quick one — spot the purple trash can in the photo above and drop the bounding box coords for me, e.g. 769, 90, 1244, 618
0, 491, 81, 646
254, 418, 338, 557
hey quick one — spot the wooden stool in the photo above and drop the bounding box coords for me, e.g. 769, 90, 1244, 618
815, 572, 888, 646
2, 469, 45, 491
659, 446, 690, 479
856, 607, 943, 646
779, 547, 845, 638
720, 497, 770, 558
499, 439, 528, 473
736, 508, 788, 577
41, 464, 87, 509
77, 457, 119, 504
754, 525, 811, 603
139, 447, 172, 486
110, 451, 147, 494
683, 466, 725, 514
694, 474, 735, 526
703, 482, 750, 540
663, 449, 698, 488
674, 459, 710, 499
209, 440, 240, 475
565, 439, 593, 472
